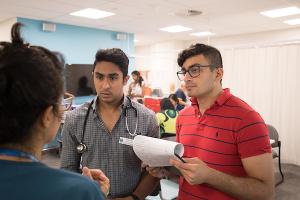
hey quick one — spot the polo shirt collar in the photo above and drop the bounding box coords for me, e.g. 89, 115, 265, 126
190, 88, 232, 108
216, 88, 231, 106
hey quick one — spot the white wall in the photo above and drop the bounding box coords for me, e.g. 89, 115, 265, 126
189, 26, 300, 49
136, 27, 300, 165
0, 18, 17, 41
221, 44, 300, 166
135, 40, 187, 95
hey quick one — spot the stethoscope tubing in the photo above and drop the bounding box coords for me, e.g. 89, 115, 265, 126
77, 96, 138, 154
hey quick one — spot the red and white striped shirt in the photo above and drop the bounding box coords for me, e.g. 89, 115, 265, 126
176, 88, 271, 200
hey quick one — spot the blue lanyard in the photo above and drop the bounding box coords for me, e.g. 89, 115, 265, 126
0, 148, 39, 162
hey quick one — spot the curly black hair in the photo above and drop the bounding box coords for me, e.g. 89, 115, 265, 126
0, 22, 64, 145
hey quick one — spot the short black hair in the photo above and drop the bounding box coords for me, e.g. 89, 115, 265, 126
160, 98, 175, 110
177, 43, 223, 70
0, 23, 64, 145
93, 48, 129, 77
169, 94, 179, 103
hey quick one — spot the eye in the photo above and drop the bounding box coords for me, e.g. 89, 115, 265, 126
95, 74, 104, 80
190, 67, 199, 74
109, 75, 118, 80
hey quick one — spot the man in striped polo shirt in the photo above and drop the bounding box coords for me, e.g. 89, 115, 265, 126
148, 43, 274, 200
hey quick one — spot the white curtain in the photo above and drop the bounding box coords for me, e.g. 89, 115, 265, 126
221, 44, 300, 165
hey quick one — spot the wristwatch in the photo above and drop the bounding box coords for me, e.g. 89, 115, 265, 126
129, 194, 140, 200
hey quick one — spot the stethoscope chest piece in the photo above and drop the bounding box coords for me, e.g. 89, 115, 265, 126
76, 143, 87, 154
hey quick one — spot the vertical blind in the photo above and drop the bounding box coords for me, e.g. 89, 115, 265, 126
221, 44, 300, 165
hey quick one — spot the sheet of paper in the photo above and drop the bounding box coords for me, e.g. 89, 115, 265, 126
132, 135, 184, 167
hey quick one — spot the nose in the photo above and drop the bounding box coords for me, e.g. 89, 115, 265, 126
102, 77, 111, 89
183, 71, 192, 81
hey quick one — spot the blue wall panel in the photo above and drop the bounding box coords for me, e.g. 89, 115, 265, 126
17, 17, 134, 70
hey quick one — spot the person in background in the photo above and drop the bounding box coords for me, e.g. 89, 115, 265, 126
156, 98, 178, 138
128, 70, 145, 104
0, 23, 109, 200
175, 82, 188, 104
169, 93, 185, 111
147, 43, 274, 200
61, 48, 160, 200
77, 76, 94, 96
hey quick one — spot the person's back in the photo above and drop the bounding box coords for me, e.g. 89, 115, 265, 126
0, 160, 103, 200
156, 109, 178, 138
156, 98, 178, 138
0, 23, 106, 200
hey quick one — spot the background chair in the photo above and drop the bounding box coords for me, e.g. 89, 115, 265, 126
267, 124, 284, 186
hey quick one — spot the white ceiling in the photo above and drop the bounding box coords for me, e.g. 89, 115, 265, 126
1, 0, 300, 46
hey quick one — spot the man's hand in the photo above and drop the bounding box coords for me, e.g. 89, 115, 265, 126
170, 157, 211, 185
145, 166, 169, 179
82, 166, 110, 196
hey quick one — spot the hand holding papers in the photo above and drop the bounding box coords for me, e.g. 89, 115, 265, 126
119, 135, 184, 167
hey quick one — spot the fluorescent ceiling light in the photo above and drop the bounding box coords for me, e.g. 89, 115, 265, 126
70, 8, 115, 19
260, 6, 300, 18
159, 25, 192, 33
284, 18, 300, 25
190, 31, 215, 37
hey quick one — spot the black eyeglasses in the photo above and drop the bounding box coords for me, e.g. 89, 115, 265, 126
176, 64, 211, 81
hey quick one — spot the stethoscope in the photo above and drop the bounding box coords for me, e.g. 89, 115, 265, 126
76, 96, 138, 154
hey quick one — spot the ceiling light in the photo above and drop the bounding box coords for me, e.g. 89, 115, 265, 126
159, 25, 192, 33
260, 6, 300, 18
70, 8, 115, 19
134, 39, 139, 42
284, 18, 300, 25
190, 31, 215, 37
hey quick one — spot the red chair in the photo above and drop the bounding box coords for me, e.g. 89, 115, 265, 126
144, 97, 161, 113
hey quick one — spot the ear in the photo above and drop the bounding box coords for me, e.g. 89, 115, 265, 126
92, 71, 95, 80
123, 75, 130, 85
40, 106, 54, 128
215, 68, 224, 83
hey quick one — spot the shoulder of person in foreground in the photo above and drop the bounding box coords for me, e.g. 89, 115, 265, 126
42, 166, 105, 200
